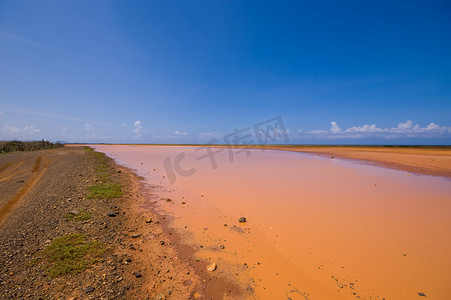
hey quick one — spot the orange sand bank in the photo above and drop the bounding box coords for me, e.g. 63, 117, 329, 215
94, 145, 451, 299
264, 146, 451, 178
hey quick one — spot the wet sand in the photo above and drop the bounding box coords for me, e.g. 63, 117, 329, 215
94, 145, 451, 299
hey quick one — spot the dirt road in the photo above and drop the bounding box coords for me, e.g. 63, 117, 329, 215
0, 147, 207, 299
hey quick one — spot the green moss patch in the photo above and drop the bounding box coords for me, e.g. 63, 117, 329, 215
87, 182, 122, 199
65, 210, 92, 221
45, 233, 103, 278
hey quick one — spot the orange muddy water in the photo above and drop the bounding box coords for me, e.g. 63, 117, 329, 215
94, 145, 451, 299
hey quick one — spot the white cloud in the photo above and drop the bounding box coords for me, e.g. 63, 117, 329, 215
299, 120, 451, 139
174, 130, 188, 136
397, 120, 413, 129
23, 126, 40, 134
426, 123, 439, 130
309, 129, 328, 134
133, 120, 147, 138
1, 124, 40, 136
84, 123, 93, 131
330, 121, 341, 133
345, 124, 380, 133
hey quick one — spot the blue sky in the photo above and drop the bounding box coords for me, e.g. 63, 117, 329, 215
0, 0, 450, 144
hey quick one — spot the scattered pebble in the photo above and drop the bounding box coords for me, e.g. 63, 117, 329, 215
107, 212, 116, 217
145, 218, 152, 223
239, 217, 247, 223
85, 286, 95, 293
155, 293, 166, 300
193, 292, 203, 299
418, 292, 426, 297
207, 263, 217, 272
133, 271, 142, 278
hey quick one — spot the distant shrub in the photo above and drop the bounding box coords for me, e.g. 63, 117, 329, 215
0, 140, 64, 153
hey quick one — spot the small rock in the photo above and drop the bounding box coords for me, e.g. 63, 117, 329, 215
193, 292, 203, 299
117, 170, 121, 173
220, 245, 225, 249
107, 212, 116, 217
181, 202, 186, 204
160, 241, 165, 245
238, 217, 247, 223
183, 279, 193, 286
418, 292, 427, 297
155, 293, 166, 300
68, 210, 79, 215
133, 271, 142, 278
207, 263, 217, 272
145, 218, 152, 223
85, 286, 95, 293
131, 234, 141, 238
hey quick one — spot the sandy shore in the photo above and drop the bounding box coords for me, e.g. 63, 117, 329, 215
262, 146, 451, 178
94, 145, 451, 299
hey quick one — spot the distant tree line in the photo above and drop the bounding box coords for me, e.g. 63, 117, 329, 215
0, 140, 64, 153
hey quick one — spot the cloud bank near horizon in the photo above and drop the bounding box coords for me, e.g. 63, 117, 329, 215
1, 112, 450, 143
298, 120, 451, 140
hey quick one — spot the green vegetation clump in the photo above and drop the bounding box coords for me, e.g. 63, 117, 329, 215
84, 146, 123, 198
0, 140, 63, 153
95, 162, 110, 181
45, 233, 103, 278
87, 182, 122, 199
65, 210, 92, 221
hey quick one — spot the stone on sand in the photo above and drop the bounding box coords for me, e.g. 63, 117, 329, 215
207, 263, 217, 272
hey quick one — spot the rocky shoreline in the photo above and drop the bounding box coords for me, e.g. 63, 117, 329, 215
0, 146, 204, 299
